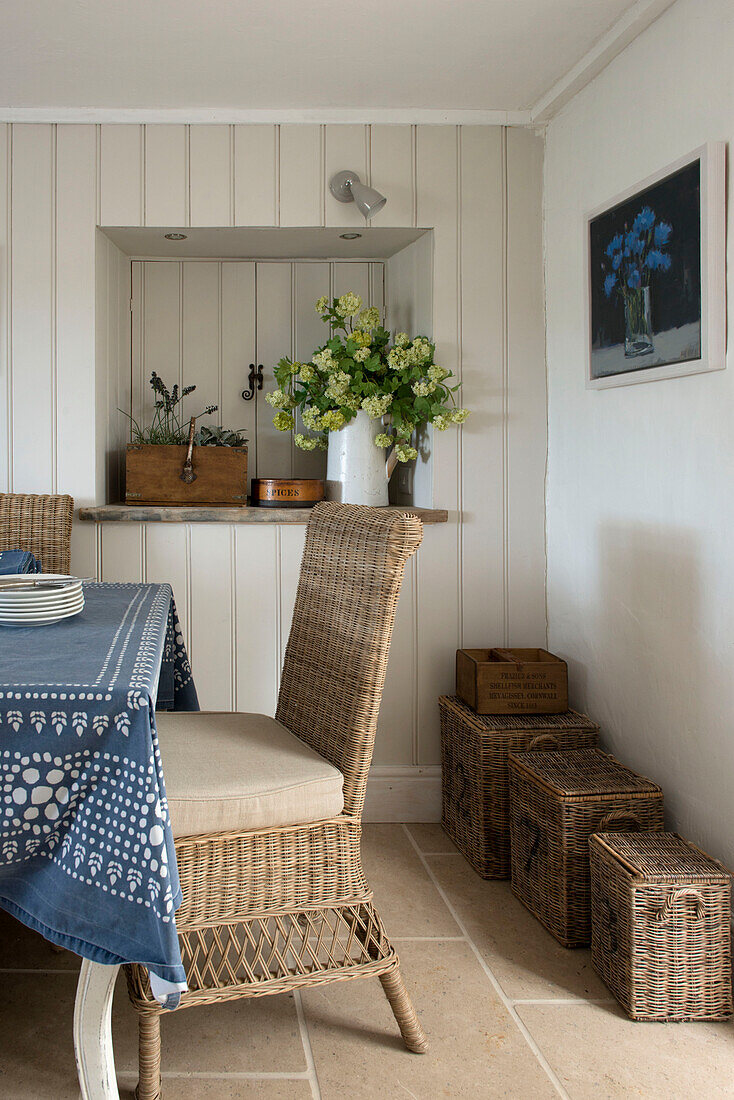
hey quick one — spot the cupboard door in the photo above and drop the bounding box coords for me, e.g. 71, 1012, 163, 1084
221, 262, 257, 491
255, 263, 293, 479
292, 263, 329, 480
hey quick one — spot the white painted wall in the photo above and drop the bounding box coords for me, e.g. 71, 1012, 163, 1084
0, 121, 546, 818
544, 0, 734, 863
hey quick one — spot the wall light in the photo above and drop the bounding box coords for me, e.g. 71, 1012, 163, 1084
329, 171, 387, 219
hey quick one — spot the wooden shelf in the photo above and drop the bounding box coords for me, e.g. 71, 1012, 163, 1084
78, 504, 449, 525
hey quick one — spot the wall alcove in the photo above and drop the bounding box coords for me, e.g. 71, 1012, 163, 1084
96, 225, 434, 508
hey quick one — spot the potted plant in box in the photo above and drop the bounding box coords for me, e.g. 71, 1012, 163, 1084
266, 292, 469, 506
122, 373, 249, 505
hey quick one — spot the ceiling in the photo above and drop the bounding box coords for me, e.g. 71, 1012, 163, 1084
0, 0, 667, 117
102, 226, 428, 260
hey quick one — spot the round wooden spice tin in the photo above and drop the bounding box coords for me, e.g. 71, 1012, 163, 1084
251, 478, 325, 508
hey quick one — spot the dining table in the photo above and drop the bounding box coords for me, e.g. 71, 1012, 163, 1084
0, 580, 199, 1099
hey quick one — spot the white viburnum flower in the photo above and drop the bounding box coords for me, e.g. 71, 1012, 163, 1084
358, 307, 381, 331
395, 443, 418, 463
265, 389, 295, 410
412, 380, 436, 397
312, 349, 334, 370
428, 364, 449, 383
302, 406, 322, 430
335, 292, 362, 318
388, 346, 408, 371
361, 393, 393, 419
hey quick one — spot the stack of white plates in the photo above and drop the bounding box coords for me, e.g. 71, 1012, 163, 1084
0, 575, 85, 627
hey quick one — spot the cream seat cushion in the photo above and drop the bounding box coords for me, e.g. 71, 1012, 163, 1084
156, 712, 345, 838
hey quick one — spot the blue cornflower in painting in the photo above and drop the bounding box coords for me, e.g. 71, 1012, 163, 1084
654, 221, 672, 247
605, 233, 624, 258
632, 206, 656, 233
646, 249, 672, 271
601, 205, 672, 314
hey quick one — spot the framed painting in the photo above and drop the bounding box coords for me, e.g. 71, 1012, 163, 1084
586, 143, 726, 389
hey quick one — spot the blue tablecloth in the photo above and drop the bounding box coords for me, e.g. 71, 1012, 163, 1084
0, 582, 199, 1006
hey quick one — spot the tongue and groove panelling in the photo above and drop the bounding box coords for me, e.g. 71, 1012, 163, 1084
0, 122, 545, 810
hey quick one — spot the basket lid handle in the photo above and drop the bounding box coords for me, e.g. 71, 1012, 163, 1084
654, 888, 705, 923
528, 734, 560, 751
598, 810, 641, 831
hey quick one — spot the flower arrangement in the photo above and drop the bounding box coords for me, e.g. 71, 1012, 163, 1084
121, 372, 247, 447
601, 206, 672, 303
266, 292, 469, 469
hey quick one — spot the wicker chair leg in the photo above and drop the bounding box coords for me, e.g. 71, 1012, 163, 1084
135, 1012, 162, 1100
380, 966, 428, 1054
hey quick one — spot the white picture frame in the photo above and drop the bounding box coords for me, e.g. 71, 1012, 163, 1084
585, 142, 726, 389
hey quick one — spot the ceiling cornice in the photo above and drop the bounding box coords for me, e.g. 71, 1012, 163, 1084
0, 107, 532, 126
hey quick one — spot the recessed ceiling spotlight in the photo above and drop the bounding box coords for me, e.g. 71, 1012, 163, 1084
164, 232, 187, 241
339, 232, 362, 240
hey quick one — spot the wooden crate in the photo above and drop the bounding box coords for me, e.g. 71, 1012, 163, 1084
590, 832, 732, 1020
508, 749, 664, 947
456, 648, 568, 715
125, 444, 248, 505
439, 695, 599, 879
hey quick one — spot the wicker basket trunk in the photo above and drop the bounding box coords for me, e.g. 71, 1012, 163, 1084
439, 696, 599, 879
508, 749, 664, 946
590, 832, 732, 1021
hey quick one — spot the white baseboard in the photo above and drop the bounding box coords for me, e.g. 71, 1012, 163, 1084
363, 766, 441, 823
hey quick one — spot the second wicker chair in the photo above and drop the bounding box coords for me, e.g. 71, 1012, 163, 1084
0, 492, 74, 574
126, 502, 427, 1099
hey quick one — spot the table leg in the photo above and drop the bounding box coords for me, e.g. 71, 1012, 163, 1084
74, 960, 121, 1100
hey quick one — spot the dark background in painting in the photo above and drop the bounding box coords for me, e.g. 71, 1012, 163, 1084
590, 160, 701, 352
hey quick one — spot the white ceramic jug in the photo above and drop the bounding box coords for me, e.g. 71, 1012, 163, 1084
325, 410, 389, 507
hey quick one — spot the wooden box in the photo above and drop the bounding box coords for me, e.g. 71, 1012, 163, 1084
508, 749, 664, 946
439, 695, 599, 879
590, 832, 732, 1021
456, 648, 568, 715
125, 444, 248, 506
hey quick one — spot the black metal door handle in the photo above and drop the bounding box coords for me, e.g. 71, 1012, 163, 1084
242, 364, 264, 401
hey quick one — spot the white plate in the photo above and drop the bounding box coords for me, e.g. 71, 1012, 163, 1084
0, 573, 79, 586
0, 597, 85, 620
0, 588, 84, 609
0, 598, 84, 616
0, 604, 84, 627
0, 584, 83, 602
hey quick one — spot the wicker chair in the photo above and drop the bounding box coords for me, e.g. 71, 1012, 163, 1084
126, 502, 426, 1099
0, 492, 74, 574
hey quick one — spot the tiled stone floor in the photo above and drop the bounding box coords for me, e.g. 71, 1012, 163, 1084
1, 823, 733, 1098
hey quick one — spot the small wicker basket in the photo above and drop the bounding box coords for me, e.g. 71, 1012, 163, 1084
439, 696, 599, 879
508, 749, 663, 946
590, 832, 732, 1021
